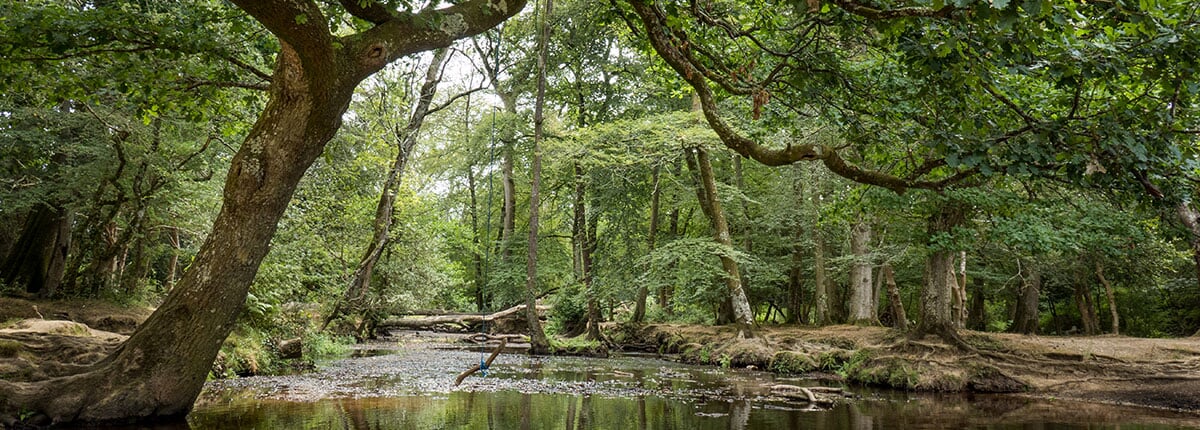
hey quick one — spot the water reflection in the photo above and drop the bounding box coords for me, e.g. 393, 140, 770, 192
181, 391, 1199, 430
79, 344, 1200, 430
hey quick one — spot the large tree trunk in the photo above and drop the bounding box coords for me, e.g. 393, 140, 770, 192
687, 147, 755, 338
524, 0, 553, 354
1095, 262, 1119, 335
848, 221, 875, 325
912, 203, 965, 342
1011, 263, 1041, 335
632, 166, 661, 323
0, 203, 73, 298
0, 0, 521, 424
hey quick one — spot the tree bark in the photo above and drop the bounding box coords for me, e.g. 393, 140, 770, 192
882, 263, 907, 331
687, 147, 755, 338
813, 230, 829, 326
0, 0, 522, 424
1011, 263, 1041, 335
0, 203, 73, 298
1095, 262, 1119, 335
524, 0, 553, 354
913, 203, 965, 342
848, 221, 875, 325
1073, 282, 1100, 336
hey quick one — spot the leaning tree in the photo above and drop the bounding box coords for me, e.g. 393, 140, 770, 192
0, 0, 524, 425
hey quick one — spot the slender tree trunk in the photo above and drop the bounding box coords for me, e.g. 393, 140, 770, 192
572, 163, 601, 341
468, 166, 486, 312
524, 0, 553, 354
787, 227, 804, 324
164, 226, 180, 292
813, 231, 829, 326
848, 221, 875, 325
882, 263, 907, 331
1012, 263, 1041, 335
966, 276, 986, 331
633, 166, 661, 323
659, 200, 680, 314
1074, 280, 1101, 336
323, 48, 450, 331
687, 147, 755, 338
1095, 262, 1119, 335
957, 251, 968, 327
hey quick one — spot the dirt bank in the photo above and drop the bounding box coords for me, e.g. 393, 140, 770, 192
0, 298, 151, 383
608, 323, 1200, 414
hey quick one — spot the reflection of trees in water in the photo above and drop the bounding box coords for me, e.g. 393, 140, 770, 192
728, 399, 750, 430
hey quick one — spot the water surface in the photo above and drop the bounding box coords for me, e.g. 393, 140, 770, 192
99, 340, 1200, 429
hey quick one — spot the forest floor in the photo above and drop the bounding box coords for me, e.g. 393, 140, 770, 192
607, 323, 1200, 414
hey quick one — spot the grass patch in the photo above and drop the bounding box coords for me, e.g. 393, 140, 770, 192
0, 339, 22, 358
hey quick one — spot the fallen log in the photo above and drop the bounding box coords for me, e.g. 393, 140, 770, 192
454, 338, 507, 386
769, 384, 845, 405
379, 304, 549, 333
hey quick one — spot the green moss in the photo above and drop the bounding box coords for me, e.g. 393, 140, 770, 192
0, 339, 22, 358
816, 350, 851, 370
843, 356, 919, 390
769, 351, 817, 374
550, 336, 607, 357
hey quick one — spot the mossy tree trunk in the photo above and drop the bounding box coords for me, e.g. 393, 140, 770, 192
913, 203, 965, 342
1011, 262, 1041, 335
0, 0, 522, 425
686, 147, 755, 339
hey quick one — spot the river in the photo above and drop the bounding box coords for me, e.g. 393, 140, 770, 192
94, 337, 1200, 429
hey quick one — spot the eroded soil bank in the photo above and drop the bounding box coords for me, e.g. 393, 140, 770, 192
607, 324, 1200, 414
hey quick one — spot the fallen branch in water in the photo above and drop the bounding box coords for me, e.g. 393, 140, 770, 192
454, 338, 507, 386
769, 384, 845, 405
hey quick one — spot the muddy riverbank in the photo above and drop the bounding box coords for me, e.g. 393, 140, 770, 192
608, 324, 1200, 414
182, 332, 1200, 429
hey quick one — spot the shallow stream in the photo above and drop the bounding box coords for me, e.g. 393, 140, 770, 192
94, 337, 1200, 429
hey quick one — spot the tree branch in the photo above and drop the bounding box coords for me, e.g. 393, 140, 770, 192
338, 0, 395, 24
628, 0, 967, 194
829, 0, 957, 20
